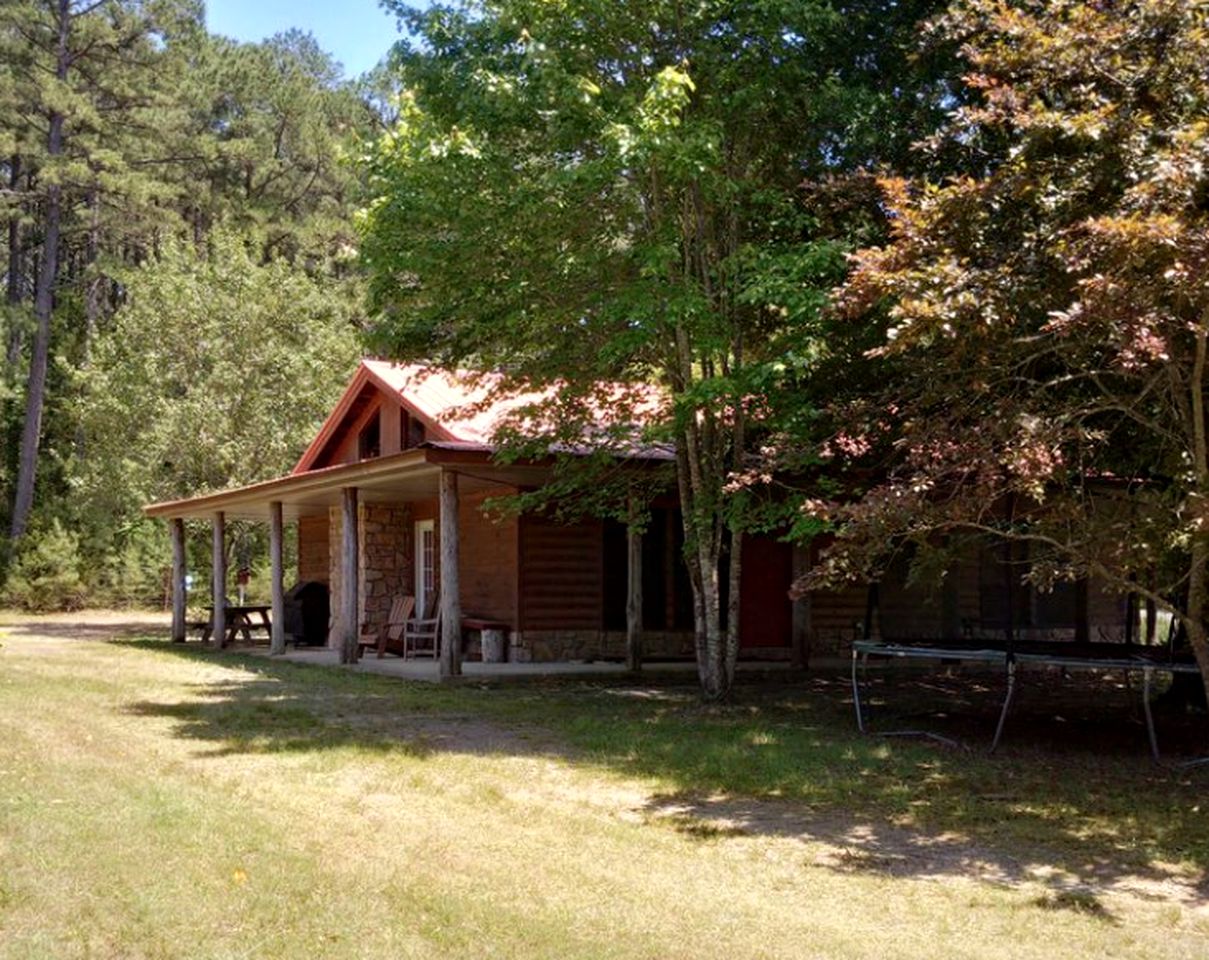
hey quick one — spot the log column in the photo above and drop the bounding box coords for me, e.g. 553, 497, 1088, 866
626, 517, 643, 673
211, 511, 226, 648
340, 488, 359, 663
439, 469, 462, 679
269, 501, 285, 655
170, 517, 186, 643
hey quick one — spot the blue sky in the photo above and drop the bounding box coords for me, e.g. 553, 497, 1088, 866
205, 0, 413, 78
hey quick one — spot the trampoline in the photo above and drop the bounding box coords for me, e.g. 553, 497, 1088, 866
847, 536, 1206, 766
850, 637, 1203, 764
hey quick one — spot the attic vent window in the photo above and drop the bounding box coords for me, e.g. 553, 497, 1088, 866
359, 414, 381, 460
401, 408, 426, 449
409, 417, 426, 448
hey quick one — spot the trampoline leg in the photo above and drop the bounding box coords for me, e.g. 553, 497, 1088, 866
1143, 668, 1161, 764
852, 649, 866, 735
991, 660, 1017, 754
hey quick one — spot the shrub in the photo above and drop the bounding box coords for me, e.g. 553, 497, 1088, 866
3, 520, 87, 612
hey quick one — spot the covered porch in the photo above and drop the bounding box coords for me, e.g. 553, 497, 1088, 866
143, 445, 651, 680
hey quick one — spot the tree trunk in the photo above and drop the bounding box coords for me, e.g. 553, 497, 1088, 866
1185, 536, 1209, 714
82, 185, 101, 359
1186, 306, 1209, 711
5, 155, 22, 362
10, 0, 69, 541
725, 526, 742, 688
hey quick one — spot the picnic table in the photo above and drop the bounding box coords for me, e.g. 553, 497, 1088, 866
201, 605, 273, 647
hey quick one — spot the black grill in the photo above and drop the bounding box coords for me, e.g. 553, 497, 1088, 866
283, 581, 329, 646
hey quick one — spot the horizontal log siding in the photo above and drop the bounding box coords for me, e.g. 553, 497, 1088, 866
519, 515, 604, 632
298, 515, 330, 584
459, 491, 518, 625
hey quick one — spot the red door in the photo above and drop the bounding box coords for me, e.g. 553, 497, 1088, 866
739, 534, 793, 648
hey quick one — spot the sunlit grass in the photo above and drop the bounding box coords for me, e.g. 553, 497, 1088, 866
0, 614, 1206, 959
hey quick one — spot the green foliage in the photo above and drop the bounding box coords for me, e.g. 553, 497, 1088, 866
361, 0, 955, 696
92, 521, 171, 609
0, 4, 380, 599
806, 0, 1209, 695
2, 518, 85, 611
76, 233, 360, 510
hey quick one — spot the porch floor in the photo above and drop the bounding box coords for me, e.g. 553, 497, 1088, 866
244, 646, 799, 682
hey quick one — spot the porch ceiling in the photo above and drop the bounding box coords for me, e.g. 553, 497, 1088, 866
142, 448, 557, 523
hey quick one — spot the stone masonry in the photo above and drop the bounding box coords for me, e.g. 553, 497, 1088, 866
328, 502, 413, 646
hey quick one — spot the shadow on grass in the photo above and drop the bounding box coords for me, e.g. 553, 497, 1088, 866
114, 638, 1209, 915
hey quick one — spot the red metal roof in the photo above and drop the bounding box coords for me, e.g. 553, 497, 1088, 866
294, 360, 670, 474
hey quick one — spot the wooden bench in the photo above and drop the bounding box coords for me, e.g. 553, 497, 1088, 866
462, 617, 510, 663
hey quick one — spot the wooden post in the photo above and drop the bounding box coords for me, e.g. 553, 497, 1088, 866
269, 501, 285, 656
211, 511, 226, 648
626, 517, 643, 673
170, 517, 187, 642
340, 487, 359, 664
439, 469, 462, 679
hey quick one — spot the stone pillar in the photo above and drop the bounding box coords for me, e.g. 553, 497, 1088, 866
170, 517, 186, 643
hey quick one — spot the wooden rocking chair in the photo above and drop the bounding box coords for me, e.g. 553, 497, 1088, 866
403, 590, 441, 659
357, 595, 416, 660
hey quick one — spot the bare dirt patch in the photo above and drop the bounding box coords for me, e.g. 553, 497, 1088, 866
0, 608, 169, 644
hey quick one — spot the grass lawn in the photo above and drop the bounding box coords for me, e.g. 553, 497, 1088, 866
0, 612, 1206, 959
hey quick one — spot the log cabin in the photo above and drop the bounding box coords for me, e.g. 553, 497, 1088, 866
144, 360, 1132, 677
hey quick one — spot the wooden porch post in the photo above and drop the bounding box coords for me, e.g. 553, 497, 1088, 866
626, 515, 643, 673
269, 501, 286, 655
340, 487, 359, 664
439, 469, 462, 679
211, 511, 226, 648
170, 517, 186, 643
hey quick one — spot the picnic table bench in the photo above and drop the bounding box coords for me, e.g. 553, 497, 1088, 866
197, 605, 273, 647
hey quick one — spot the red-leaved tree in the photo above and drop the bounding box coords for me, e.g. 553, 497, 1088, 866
800, 0, 1209, 708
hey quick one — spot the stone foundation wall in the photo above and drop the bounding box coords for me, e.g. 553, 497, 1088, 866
510, 629, 695, 663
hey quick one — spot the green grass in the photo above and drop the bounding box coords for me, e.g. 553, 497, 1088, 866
0, 614, 1206, 959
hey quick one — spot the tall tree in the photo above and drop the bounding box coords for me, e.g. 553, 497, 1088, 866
1, 5, 379, 583
805, 0, 1209, 707
361, 0, 952, 698
0, 0, 199, 540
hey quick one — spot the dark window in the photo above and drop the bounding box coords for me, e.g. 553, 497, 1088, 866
601, 509, 688, 632
602, 520, 627, 631
358, 413, 381, 460
641, 510, 668, 629
979, 540, 1032, 630
408, 415, 426, 448
670, 512, 695, 630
